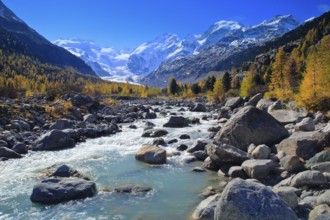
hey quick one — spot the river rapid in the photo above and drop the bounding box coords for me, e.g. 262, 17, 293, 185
0, 106, 221, 220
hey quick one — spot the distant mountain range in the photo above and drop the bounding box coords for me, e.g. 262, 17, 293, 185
54, 15, 301, 85
0, 0, 95, 75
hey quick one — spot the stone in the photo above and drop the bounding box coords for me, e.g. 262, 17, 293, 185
0, 147, 22, 159
272, 187, 299, 209
299, 196, 318, 209
193, 151, 208, 161
290, 170, 327, 188
225, 97, 243, 109
114, 184, 152, 194
52, 164, 88, 179
251, 144, 271, 159
0, 140, 8, 147
306, 151, 330, 169
317, 190, 330, 206
203, 157, 219, 171
163, 116, 189, 128
135, 145, 166, 165
309, 205, 330, 220
192, 194, 221, 220
12, 143, 28, 154
215, 106, 289, 151
167, 139, 178, 144
228, 166, 248, 179
187, 140, 208, 153
214, 178, 298, 220
241, 159, 276, 179
129, 124, 137, 129
193, 167, 206, 172
177, 144, 188, 151
32, 129, 75, 151
269, 109, 307, 125
142, 129, 168, 138
153, 138, 166, 146
206, 141, 249, 167
256, 99, 274, 111
190, 103, 207, 112
83, 114, 97, 123
179, 134, 190, 139
30, 178, 97, 204
312, 162, 330, 173
143, 112, 156, 119
49, 119, 74, 130
277, 131, 330, 160
295, 117, 315, 132
245, 93, 263, 107
280, 155, 304, 173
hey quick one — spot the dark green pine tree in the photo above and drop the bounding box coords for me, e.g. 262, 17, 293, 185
168, 76, 179, 95
222, 72, 231, 92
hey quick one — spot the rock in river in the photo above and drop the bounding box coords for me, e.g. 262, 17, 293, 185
142, 129, 168, 138
32, 129, 75, 151
163, 116, 189, 128
135, 144, 166, 165
30, 178, 97, 204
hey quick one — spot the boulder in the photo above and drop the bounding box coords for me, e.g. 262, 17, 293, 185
0, 147, 22, 159
277, 131, 330, 160
12, 143, 28, 154
245, 93, 263, 107
317, 190, 330, 206
142, 129, 168, 138
177, 144, 188, 151
152, 138, 166, 146
228, 166, 248, 179
295, 117, 315, 132
272, 187, 299, 209
311, 162, 330, 173
306, 151, 330, 169
0, 140, 8, 147
30, 178, 97, 204
214, 178, 298, 220
163, 116, 189, 128
187, 141, 208, 153
251, 144, 271, 159
309, 204, 330, 220
114, 184, 152, 194
203, 157, 219, 171
49, 119, 74, 130
225, 97, 243, 109
241, 159, 276, 179
143, 112, 157, 119
256, 99, 274, 111
193, 151, 208, 161
192, 194, 221, 220
269, 109, 307, 125
32, 129, 75, 151
51, 164, 88, 179
215, 106, 289, 151
206, 141, 249, 167
290, 170, 327, 188
280, 155, 305, 173
179, 134, 190, 139
190, 103, 207, 112
83, 114, 97, 123
135, 145, 166, 165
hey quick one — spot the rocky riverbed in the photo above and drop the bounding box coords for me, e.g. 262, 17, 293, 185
0, 93, 330, 219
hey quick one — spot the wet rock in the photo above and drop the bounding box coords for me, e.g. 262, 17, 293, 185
193, 167, 206, 172
153, 138, 166, 146
215, 106, 289, 151
0, 147, 22, 159
114, 184, 152, 194
203, 157, 219, 171
208, 126, 221, 133
190, 103, 206, 112
143, 112, 157, 119
251, 144, 271, 159
206, 141, 249, 167
167, 139, 178, 144
129, 124, 137, 129
241, 159, 276, 179
192, 194, 221, 220
290, 170, 327, 188
177, 144, 188, 151
32, 129, 75, 151
187, 140, 208, 153
142, 129, 168, 138
179, 134, 190, 139
135, 144, 166, 165
295, 117, 315, 132
280, 155, 305, 173
163, 116, 189, 128
277, 131, 330, 160
12, 143, 28, 154
214, 178, 298, 220
193, 151, 208, 161
30, 178, 97, 204
49, 119, 74, 130
52, 164, 88, 180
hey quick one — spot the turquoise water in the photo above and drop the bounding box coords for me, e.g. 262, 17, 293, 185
0, 108, 220, 220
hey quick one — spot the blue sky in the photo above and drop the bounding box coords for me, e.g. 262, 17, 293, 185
3, 0, 330, 49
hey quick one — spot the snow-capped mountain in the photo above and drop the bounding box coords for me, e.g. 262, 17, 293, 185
54, 14, 301, 83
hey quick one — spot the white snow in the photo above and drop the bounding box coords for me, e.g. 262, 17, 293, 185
305, 17, 315, 23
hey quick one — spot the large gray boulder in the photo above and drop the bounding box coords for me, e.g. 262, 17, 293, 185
280, 155, 305, 173
0, 147, 22, 159
272, 187, 299, 209
32, 129, 75, 151
214, 178, 298, 220
241, 159, 276, 179
295, 117, 315, 132
135, 145, 166, 165
277, 131, 330, 160
245, 93, 263, 107
225, 97, 243, 109
215, 106, 289, 151
142, 129, 168, 138
317, 190, 330, 206
49, 119, 74, 130
30, 178, 97, 204
163, 116, 189, 128
206, 141, 249, 167
306, 151, 330, 169
290, 170, 327, 188
192, 194, 221, 220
